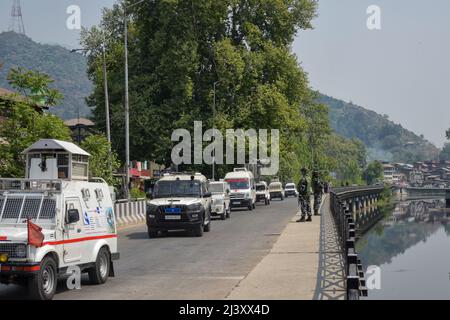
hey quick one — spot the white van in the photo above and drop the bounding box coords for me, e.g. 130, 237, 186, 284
224, 168, 256, 211
0, 139, 119, 300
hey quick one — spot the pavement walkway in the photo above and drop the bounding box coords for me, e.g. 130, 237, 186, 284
227, 195, 346, 300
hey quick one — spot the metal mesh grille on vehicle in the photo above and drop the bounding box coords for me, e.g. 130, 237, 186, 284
0, 243, 26, 259
230, 193, 245, 199
0, 195, 56, 223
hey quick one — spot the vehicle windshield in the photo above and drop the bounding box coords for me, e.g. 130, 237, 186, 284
256, 185, 266, 191
225, 179, 249, 190
209, 184, 224, 194
285, 185, 295, 189
153, 180, 201, 198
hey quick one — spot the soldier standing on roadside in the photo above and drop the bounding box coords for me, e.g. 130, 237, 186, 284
312, 170, 323, 216
297, 168, 312, 222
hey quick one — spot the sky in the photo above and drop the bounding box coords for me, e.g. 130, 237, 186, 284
0, 0, 449, 147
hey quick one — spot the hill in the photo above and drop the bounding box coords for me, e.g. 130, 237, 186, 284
319, 93, 440, 162
0, 31, 91, 119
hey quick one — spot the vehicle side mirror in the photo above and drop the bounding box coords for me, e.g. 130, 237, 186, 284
204, 192, 212, 198
66, 209, 80, 224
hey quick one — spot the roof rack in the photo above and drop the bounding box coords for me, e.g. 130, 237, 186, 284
0, 178, 62, 193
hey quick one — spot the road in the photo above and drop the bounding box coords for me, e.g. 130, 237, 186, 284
0, 197, 299, 300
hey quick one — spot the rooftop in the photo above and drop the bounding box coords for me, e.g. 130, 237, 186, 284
22, 139, 90, 156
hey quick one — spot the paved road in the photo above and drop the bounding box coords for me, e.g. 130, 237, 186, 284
0, 197, 299, 300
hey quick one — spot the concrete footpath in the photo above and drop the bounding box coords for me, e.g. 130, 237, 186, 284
227, 196, 327, 300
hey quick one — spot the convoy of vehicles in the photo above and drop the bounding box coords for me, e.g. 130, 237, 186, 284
255, 182, 271, 205
209, 181, 231, 220
284, 183, 298, 198
0, 140, 304, 300
224, 168, 257, 211
269, 181, 285, 200
0, 139, 119, 300
146, 172, 212, 237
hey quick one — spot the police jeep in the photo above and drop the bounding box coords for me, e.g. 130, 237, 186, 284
146, 173, 212, 237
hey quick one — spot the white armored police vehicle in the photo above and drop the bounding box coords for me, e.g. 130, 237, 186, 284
0, 139, 119, 300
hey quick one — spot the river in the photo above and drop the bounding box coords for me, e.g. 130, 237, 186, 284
356, 198, 450, 300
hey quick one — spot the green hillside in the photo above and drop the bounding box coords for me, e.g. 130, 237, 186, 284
319, 93, 440, 162
0, 31, 91, 119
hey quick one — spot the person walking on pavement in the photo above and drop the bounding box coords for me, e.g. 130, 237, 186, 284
312, 170, 323, 216
297, 168, 312, 222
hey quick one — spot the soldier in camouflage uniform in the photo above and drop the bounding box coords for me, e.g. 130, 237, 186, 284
312, 170, 323, 216
297, 168, 312, 222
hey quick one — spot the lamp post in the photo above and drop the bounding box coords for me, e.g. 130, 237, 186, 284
212, 80, 221, 181
123, 0, 146, 199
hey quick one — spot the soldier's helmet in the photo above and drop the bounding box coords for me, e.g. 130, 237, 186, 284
301, 168, 307, 175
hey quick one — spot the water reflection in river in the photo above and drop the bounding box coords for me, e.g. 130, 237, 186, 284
357, 199, 450, 300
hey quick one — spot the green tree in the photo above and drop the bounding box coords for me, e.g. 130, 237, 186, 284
7, 67, 64, 107
80, 134, 121, 186
83, 1, 366, 183
363, 160, 384, 185
0, 68, 71, 177
0, 103, 71, 177
440, 143, 450, 160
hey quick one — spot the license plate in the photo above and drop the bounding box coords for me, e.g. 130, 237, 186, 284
165, 207, 181, 214
233, 201, 241, 205
165, 215, 181, 220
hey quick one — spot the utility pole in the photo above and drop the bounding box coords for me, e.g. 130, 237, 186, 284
212, 80, 221, 181
9, 0, 25, 35
123, 0, 146, 199
124, 10, 130, 199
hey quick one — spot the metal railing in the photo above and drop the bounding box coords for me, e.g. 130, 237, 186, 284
330, 186, 384, 300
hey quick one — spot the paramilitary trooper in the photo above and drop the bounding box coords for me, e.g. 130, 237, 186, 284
312, 170, 323, 216
297, 168, 312, 222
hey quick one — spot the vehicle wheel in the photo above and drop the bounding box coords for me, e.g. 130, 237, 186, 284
221, 212, 226, 220
148, 228, 159, 238
88, 247, 110, 285
28, 256, 57, 300
248, 203, 253, 211
193, 223, 204, 237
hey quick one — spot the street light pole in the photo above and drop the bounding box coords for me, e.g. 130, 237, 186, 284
124, 9, 130, 199
123, 0, 146, 199
212, 80, 221, 181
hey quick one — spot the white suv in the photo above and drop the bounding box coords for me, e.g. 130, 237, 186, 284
256, 182, 271, 205
146, 173, 212, 237
209, 181, 231, 220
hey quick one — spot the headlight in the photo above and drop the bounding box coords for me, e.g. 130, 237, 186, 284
0, 253, 8, 263
15, 244, 27, 258
147, 204, 158, 214
187, 203, 203, 212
